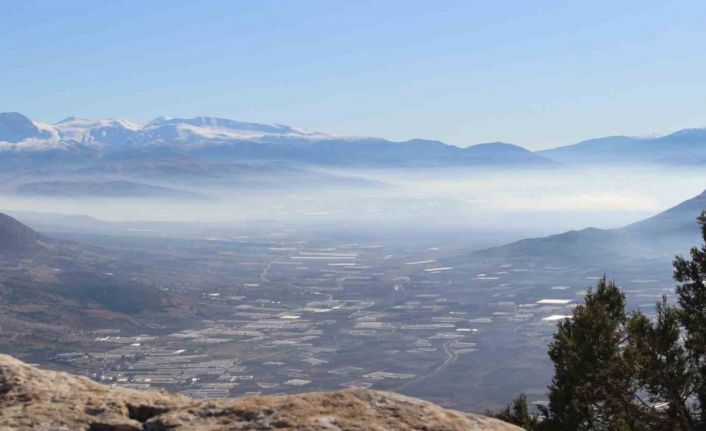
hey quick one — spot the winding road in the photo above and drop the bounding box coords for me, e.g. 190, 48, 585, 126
393, 340, 460, 391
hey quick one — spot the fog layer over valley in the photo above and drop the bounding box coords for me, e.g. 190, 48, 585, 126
4, 165, 706, 248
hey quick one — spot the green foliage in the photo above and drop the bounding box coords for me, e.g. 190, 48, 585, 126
673, 210, 706, 429
500, 210, 706, 431
539, 277, 638, 431
490, 393, 539, 430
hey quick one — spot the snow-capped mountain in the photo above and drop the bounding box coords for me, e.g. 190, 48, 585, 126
0, 113, 336, 151
136, 116, 335, 148
54, 116, 143, 146
0, 112, 60, 150
0, 112, 558, 170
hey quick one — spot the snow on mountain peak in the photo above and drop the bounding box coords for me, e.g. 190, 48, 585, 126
51, 117, 143, 144
141, 116, 334, 143
0, 112, 60, 147
0, 113, 362, 154
2, 113, 340, 150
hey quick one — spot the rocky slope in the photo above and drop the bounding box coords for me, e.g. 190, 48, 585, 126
0, 354, 520, 430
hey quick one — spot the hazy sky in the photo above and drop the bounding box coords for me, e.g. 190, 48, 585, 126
2, 0, 706, 149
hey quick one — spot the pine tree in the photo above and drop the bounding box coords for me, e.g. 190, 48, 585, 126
624, 297, 697, 430
538, 277, 638, 430
673, 210, 706, 429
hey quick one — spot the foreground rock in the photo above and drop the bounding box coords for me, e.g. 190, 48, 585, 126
0, 354, 521, 430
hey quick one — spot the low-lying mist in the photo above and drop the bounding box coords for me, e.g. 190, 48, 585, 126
3, 164, 705, 249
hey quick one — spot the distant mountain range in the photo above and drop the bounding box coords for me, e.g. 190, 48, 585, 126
479, 189, 706, 265
538, 129, 706, 166
4, 112, 706, 171
0, 112, 557, 171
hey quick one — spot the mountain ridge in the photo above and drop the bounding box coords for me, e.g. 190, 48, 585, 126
6, 112, 706, 167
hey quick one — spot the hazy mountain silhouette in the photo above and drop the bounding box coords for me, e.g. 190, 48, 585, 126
478, 189, 706, 264
0, 213, 49, 254
539, 129, 706, 165
16, 180, 208, 200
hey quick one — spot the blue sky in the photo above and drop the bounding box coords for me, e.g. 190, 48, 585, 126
2, 0, 706, 149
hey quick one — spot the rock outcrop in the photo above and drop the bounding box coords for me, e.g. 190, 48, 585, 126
0, 354, 521, 430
